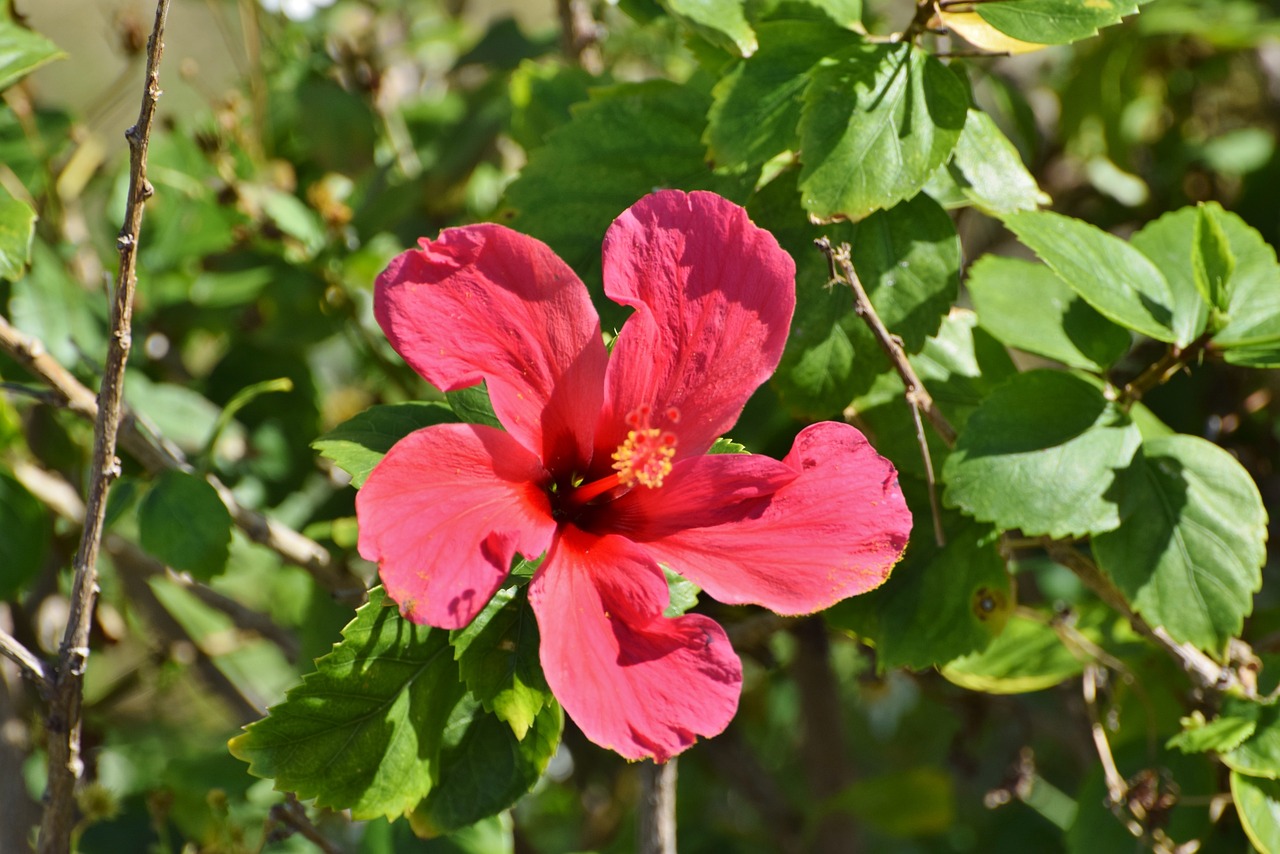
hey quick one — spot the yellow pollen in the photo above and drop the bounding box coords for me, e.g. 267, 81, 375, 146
611, 427, 677, 489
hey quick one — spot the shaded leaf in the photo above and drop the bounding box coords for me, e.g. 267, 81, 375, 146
1168, 699, 1261, 755
1224, 703, 1280, 780
313, 402, 456, 487
0, 469, 50, 599
1232, 771, 1280, 854
661, 0, 757, 55
1129, 206, 1212, 345
0, 182, 35, 281
451, 587, 551, 741
967, 255, 1130, 371
942, 371, 1141, 538
798, 43, 968, 221
138, 470, 233, 581
1094, 434, 1266, 652
942, 611, 1087, 694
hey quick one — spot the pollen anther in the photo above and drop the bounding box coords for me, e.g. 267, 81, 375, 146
612, 408, 679, 489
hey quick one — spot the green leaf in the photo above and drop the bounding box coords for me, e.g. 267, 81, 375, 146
1224, 703, 1280, 780
829, 517, 1011, 670
0, 182, 35, 281
661, 0, 757, 55
9, 240, 107, 366
508, 60, 596, 152
0, 469, 50, 599
798, 43, 968, 221
662, 567, 700, 617
975, 0, 1141, 46
138, 470, 233, 580
1232, 771, 1280, 854
313, 402, 456, 487
0, 20, 63, 91
949, 109, 1049, 215
787, 0, 862, 28
942, 370, 1141, 538
967, 255, 1131, 371
410, 699, 561, 835
124, 373, 245, 457
1168, 699, 1261, 755
1093, 434, 1266, 652
1192, 203, 1234, 313
504, 80, 753, 328
229, 588, 466, 820
708, 436, 748, 454
835, 768, 955, 837
1005, 210, 1178, 343
1204, 209, 1280, 365
446, 384, 502, 430
704, 21, 857, 169
451, 587, 551, 741
1129, 206, 1212, 345
942, 611, 1086, 694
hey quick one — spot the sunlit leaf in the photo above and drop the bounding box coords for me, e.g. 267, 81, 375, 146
312, 402, 456, 487
973, 0, 1141, 46
942, 611, 1085, 694
0, 182, 35, 281
1232, 771, 1280, 853
0, 20, 63, 91
1094, 434, 1266, 653
950, 109, 1049, 214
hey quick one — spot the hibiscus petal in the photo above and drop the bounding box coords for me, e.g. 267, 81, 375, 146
529, 526, 742, 762
376, 225, 608, 474
598, 190, 796, 461
632, 422, 912, 615
357, 423, 556, 629
596, 452, 797, 538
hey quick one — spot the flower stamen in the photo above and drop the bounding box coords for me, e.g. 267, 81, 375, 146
612, 407, 678, 489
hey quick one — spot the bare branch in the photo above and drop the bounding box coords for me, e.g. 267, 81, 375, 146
0, 312, 342, 588
39, 3, 171, 846
0, 627, 46, 688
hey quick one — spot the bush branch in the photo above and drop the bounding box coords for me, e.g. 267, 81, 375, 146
38, 2, 170, 848
637, 759, 678, 854
0, 313, 341, 588
0, 627, 46, 688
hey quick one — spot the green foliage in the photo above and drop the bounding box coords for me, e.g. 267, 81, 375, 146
313, 402, 457, 487
0, 18, 63, 91
0, 468, 50, 598
137, 470, 232, 580
798, 42, 969, 221
975, 0, 1142, 45
0, 183, 34, 281
943, 371, 1142, 538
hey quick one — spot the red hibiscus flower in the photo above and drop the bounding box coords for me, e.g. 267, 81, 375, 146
356, 190, 911, 762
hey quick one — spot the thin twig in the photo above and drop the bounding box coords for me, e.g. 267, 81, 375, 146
0, 627, 46, 688
818, 237, 954, 546
38, 3, 170, 848
0, 314, 340, 587
637, 759, 678, 854
267, 795, 342, 854
1083, 664, 1127, 804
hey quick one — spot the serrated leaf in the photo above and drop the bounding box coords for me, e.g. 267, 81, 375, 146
0, 20, 64, 91
1005, 210, 1178, 343
829, 517, 1011, 670
1093, 434, 1266, 653
941, 611, 1087, 694
504, 80, 754, 329
0, 182, 35, 281
0, 469, 50, 599
967, 255, 1130, 371
1168, 700, 1261, 754
229, 587, 466, 819
950, 109, 1049, 215
1192, 203, 1234, 313
974, 0, 1141, 46
1232, 771, 1280, 853
798, 43, 968, 221
451, 587, 551, 741
940, 10, 1051, 53
138, 470, 232, 580
708, 436, 748, 454
313, 402, 456, 487
662, 0, 757, 55
790, 0, 862, 28
410, 700, 561, 835
704, 20, 857, 169
942, 371, 1141, 538
662, 566, 700, 618
1225, 703, 1280, 780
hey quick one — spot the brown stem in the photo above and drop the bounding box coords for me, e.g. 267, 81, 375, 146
637, 759, 678, 854
37, 3, 170, 848
556, 0, 603, 74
